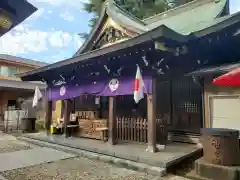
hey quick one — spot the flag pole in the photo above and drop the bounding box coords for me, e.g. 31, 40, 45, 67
44, 82, 50, 135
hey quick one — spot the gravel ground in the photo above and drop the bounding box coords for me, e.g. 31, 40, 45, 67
0, 139, 32, 153
1, 157, 190, 180
0, 132, 33, 153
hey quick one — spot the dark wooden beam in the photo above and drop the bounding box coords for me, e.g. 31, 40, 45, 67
45, 100, 52, 135
147, 78, 157, 152
63, 99, 71, 137
108, 96, 117, 145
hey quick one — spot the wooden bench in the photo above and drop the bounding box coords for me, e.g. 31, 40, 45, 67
96, 127, 108, 141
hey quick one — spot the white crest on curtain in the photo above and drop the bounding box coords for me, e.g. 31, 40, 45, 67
60, 86, 66, 96
109, 79, 119, 92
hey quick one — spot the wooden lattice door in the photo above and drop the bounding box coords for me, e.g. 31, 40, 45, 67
156, 80, 171, 144
171, 77, 202, 133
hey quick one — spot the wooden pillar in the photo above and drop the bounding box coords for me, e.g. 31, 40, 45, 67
108, 96, 117, 145
0, 92, 3, 121
146, 78, 157, 152
63, 99, 71, 137
45, 100, 52, 135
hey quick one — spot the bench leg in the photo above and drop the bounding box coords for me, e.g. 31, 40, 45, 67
100, 131, 103, 141
103, 130, 108, 142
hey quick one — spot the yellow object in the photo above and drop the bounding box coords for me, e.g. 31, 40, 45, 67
50, 125, 56, 134
52, 100, 62, 125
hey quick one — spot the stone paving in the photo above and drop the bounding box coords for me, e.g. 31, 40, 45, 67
0, 147, 77, 172
22, 132, 201, 168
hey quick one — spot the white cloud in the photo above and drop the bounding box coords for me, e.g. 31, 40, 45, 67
60, 12, 74, 21
23, 8, 45, 22
42, 54, 69, 63
30, 0, 88, 11
32, 8, 45, 18
31, 0, 68, 6
0, 24, 83, 57
48, 31, 72, 47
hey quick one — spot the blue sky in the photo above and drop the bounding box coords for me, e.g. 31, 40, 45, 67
0, 0, 239, 63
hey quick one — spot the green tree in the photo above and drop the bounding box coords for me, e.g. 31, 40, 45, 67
78, 0, 106, 39
115, 0, 166, 19
83, 0, 105, 27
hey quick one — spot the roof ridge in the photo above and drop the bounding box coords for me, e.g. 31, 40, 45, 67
108, 0, 145, 25
143, 0, 221, 23
0, 54, 48, 66
0, 54, 37, 61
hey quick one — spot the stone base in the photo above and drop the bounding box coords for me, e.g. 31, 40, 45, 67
107, 139, 117, 146
196, 143, 203, 148
145, 144, 165, 153
156, 144, 166, 150
195, 158, 240, 180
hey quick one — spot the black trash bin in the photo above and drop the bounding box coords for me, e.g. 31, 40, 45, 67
29, 118, 36, 132
21, 118, 36, 132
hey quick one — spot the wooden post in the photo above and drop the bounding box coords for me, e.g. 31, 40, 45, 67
0, 92, 3, 121
46, 100, 52, 135
108, 96, 117, 145
63, 99, 71, 137
146, 78, 157, 152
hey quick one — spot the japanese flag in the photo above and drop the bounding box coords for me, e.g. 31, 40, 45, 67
32, 86, 43, 108
134, 66, 144, 103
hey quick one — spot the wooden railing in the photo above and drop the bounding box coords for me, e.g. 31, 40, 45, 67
116, 116, 168, 143
116, 117, 148, 143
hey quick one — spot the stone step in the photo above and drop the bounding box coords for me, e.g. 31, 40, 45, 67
18, 136, 166, 177
193, 158, 240, 180
184, 170, 211, 180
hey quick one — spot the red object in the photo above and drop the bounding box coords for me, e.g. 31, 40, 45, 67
134, 66, 144, 103
134, 78, 140, 91
213, 68, 240, 86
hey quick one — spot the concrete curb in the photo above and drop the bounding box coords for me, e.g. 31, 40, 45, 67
18, 136, 166, 177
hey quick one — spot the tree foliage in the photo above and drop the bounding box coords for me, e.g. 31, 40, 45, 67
115, 0, 166, 19
82, 0, 105, 27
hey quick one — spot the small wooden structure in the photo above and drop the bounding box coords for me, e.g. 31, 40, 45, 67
77, 112, 107, 140
19, 0, 240, 152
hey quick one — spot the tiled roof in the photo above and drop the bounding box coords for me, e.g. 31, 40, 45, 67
187, 62, 240, 76
145, 0, 228, 35
76, 0, 228, 55
0, 54, 48, 67
0, 79, 46, 90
